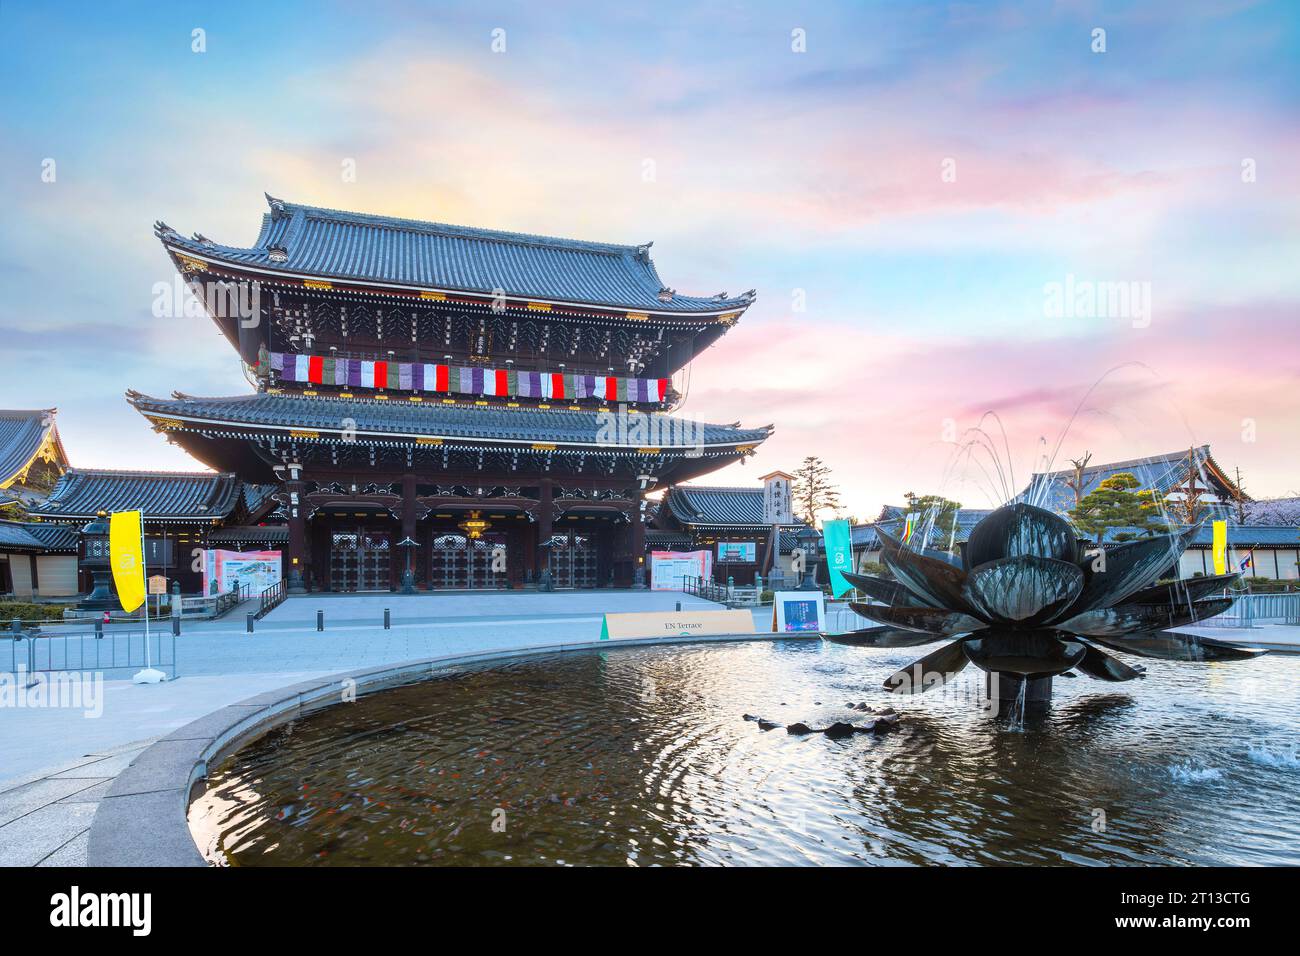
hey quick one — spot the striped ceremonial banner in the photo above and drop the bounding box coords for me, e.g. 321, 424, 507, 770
269, 351, 671, 404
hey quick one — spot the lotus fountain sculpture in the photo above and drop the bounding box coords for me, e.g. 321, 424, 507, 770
835, 503, 1262, 707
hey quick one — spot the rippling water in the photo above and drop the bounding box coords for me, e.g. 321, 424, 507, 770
191, 639, 1300, 866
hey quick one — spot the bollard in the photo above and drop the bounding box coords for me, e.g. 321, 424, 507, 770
384, 608, 391, 630
172, 615, 180, 637
676, 601, 681, 612
317, 609, 324, 632
246, 612, 255, 634
94, 618, 103, 640
11, 617, 21, 635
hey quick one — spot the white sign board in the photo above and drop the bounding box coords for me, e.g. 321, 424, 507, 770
772, 590, 825, 633
202, 549, 282, 596
650, 550, 714, 591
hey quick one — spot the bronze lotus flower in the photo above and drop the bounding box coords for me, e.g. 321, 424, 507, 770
835, 503, 1261, 694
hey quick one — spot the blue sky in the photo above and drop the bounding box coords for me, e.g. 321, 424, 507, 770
3, 0, 1298, 515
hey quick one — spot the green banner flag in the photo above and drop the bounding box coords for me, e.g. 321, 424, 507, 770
822, 518, 853, 598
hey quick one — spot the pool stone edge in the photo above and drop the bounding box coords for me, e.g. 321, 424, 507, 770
86, 631, 817, 867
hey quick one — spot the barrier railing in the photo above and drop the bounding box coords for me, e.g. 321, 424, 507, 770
1200, 592, 1300, 628
5, 623, 178, 679
256, 579, 286, 620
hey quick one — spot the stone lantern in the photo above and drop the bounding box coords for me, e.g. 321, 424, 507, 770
796, 523, 820, 591
77, 510, 116, 610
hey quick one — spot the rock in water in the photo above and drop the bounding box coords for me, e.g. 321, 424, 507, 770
823, 722, 856, 739
757, 719, 781, 731
786, 722, 815, 735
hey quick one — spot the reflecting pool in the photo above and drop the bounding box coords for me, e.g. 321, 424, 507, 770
191, 639, 1300, 866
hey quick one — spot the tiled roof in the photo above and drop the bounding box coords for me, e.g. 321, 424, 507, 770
208, 525, 288, 545
0, 408, 64, 487
1187, 524, 1300, 548
664, 485, 807, 528
851, 506, 994, 550
128, 392, 771, 451
157, 195, 756, 316
29, 469, 243, 522
21, 523, 79, 552
1017, 446, 1241, 512
0, 521, 44, 551
0, 520, 76, 553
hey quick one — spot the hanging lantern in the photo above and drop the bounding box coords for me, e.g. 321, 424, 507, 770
459, 510, 490, 540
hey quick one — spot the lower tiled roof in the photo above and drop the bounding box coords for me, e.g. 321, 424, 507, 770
29, 468, 243, 522
129, 392, 771, 451
664, 485, 806, 528
0, 520, 77, 553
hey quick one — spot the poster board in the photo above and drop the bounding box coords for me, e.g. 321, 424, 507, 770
202, 549, 282, 596
650, 550, 713, 591
771, 590, 826, 633
601, 609, 755, 640
717, 542, 757, 562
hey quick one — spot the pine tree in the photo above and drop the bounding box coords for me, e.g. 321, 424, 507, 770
1068, 472, 1168, 545
902, 493, 964, 549
792, 456, 841, 526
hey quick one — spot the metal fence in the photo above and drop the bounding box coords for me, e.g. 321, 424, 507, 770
5, 628, 178, 679
256, 579, 286, 619
1199, 592, 1300, 628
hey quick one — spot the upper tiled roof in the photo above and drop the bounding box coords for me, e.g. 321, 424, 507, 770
29, 468, 243, 523
665, 485, 807, 528
1017, 445, 1242, 512
157, 195, 756, 315
0, 408, 66, 487
128, 392, 771, 451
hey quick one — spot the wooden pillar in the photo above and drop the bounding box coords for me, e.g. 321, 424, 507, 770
399, 473, 417, 592
631, 492, 647, 588
536, 480, 554, 590
286, 472, 308, 593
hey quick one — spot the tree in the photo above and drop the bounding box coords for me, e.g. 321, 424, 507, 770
1065, 452, 1093, 507
792, 456, 841, 526
902, 493, 964, 550
1068, 472, 1169, 545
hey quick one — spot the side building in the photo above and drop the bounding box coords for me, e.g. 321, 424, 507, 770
133, 196, 771, 591
854, 446, 1299, 581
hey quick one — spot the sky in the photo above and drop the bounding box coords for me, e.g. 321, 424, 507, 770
2, 0, 1297, 519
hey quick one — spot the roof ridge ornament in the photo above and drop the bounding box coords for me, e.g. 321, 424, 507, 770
636, 242, 653, 262
265, 192, 288, 220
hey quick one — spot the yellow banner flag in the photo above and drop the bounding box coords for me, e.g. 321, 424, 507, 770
110, 510, 146, 613
1212, 519, 1228, 576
